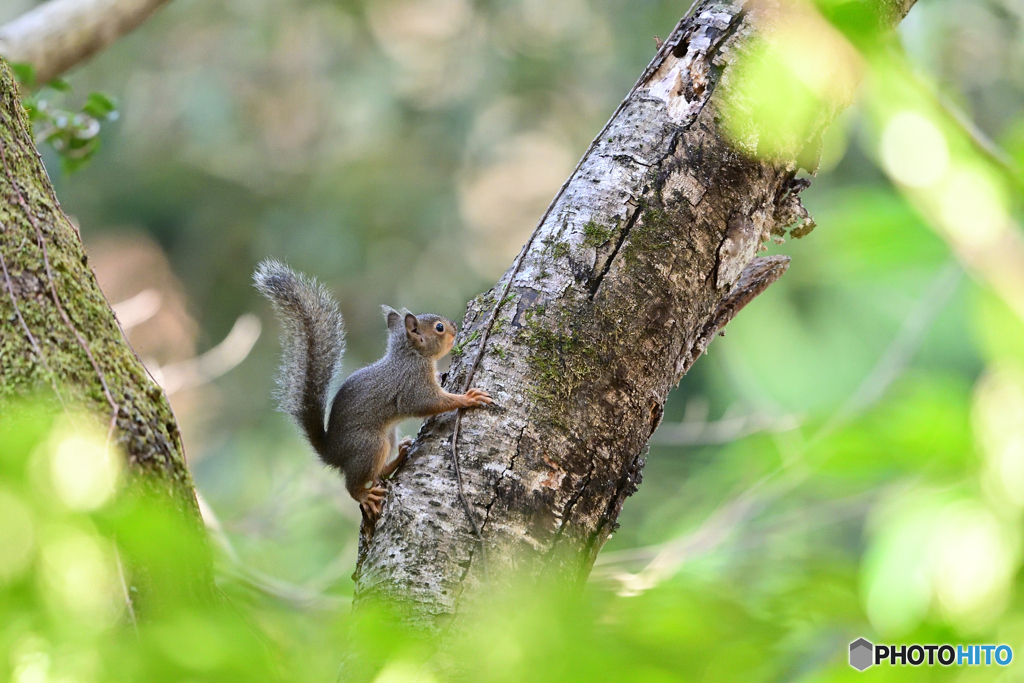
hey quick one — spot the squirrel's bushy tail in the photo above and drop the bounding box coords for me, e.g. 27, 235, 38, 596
253, 259, 345, 456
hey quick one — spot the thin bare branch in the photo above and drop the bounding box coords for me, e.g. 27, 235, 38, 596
152, 314, 261, 396
196, 491, 350, 612
111, 289, 162, 331
652, 403, 801, 446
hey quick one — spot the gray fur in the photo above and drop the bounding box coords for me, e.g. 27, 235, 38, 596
324, 310, 457, 494
254, 261, 491, 513
253, 259, 345, 455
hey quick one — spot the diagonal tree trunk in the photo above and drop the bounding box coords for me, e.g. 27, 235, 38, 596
354, 0, 917, 631
0, 59, 207, 572
0, 0, 174, 84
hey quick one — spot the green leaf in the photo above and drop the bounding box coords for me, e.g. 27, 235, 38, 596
60, 145, 97, 174
9, 62, 35, 88
21, 97, 42, 120
82, 91, 118, 120
46, 78, 71, 92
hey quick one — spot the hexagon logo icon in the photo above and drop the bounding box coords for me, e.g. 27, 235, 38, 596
850, 638, 874, 671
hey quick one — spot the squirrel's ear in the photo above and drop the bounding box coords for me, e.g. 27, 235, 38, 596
404, 313, 425, 345
404, 313, 419, 334
383, 305, 401, 330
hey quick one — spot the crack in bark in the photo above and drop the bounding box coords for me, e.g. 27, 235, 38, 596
448, 421, 528, 620
587, 204, 641, 300
479, 422, 529, 534
706, 5, 750, 69
610, 153, 655, 167
550, 443, 598, 547
587, 127, 685, 302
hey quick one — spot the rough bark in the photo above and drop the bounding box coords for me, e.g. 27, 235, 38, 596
0, 0, 173, 84
0, 59, 202, 529
354, 0, 917, 630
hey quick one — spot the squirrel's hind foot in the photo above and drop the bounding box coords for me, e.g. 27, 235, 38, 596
357, 483, 388, 523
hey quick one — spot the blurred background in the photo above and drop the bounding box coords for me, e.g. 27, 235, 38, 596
2, 0, 1024, 679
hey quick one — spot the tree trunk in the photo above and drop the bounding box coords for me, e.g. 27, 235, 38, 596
0, 59, 204, 542
354, 0, 917, 631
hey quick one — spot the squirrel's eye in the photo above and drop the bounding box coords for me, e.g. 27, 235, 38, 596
435, 323, 445, 333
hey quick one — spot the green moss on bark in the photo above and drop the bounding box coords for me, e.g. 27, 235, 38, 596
0, 60, 201, 520
517, 308, 601, 428
582, 220, 616, 248
623, 207, 673, 267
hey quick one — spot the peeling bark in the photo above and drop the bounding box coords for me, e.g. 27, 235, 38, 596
0, 59, 204, 538
0, 0, 173, 84
354, 0, 918, 631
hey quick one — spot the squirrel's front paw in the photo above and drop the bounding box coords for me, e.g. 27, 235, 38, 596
463, 388, 493, 408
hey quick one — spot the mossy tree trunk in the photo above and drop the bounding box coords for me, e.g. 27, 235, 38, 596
354, 0, 917, 632
0, 60, 205, 540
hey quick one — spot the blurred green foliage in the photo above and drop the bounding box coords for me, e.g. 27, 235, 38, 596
1, 0, 1024, 679
12, 63, 119, 174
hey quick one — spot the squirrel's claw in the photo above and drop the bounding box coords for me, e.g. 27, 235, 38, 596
358, 484, 388, 522
463, 388, 493, 407
360, 501, 381, 521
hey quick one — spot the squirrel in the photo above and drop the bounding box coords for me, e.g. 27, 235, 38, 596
253, 259, 493, 522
